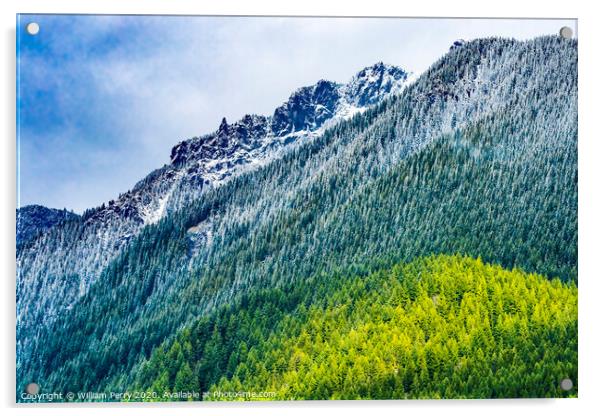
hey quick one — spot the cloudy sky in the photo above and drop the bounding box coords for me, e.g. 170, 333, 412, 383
17, 15, 576, 213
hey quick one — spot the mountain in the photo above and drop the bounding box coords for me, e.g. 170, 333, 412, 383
16, 205, 78, 249
17, 36, 578, 400
16, 62, 412, 363
167, 62, 411, 200
94, 61, 412, 226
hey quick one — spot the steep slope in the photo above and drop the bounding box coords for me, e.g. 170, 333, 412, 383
131, 255, 577, 401
16, 63, 412, 340
18, 36, 577, 397
16, 205, 78, 249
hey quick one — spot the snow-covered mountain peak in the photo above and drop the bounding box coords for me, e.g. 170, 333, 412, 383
104, 62, 416, 229
344, 62, 411, 107
168, 63, 412, 185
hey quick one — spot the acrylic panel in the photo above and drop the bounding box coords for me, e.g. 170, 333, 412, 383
16, 15, 578, 402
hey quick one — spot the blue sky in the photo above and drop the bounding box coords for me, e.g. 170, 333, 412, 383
16, 15, 576, 213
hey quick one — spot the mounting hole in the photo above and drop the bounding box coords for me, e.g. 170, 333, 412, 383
559, 26, 573, 39
560, 378, 573, 391
26, 22, 40, 36
25, 382, 40, 395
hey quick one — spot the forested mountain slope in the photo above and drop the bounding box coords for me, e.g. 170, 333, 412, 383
16, 62, 411, 348
131, 255, 577, 400
18, 36, 577, 399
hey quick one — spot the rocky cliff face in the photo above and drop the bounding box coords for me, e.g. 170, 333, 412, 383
82, 62, 412, 229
